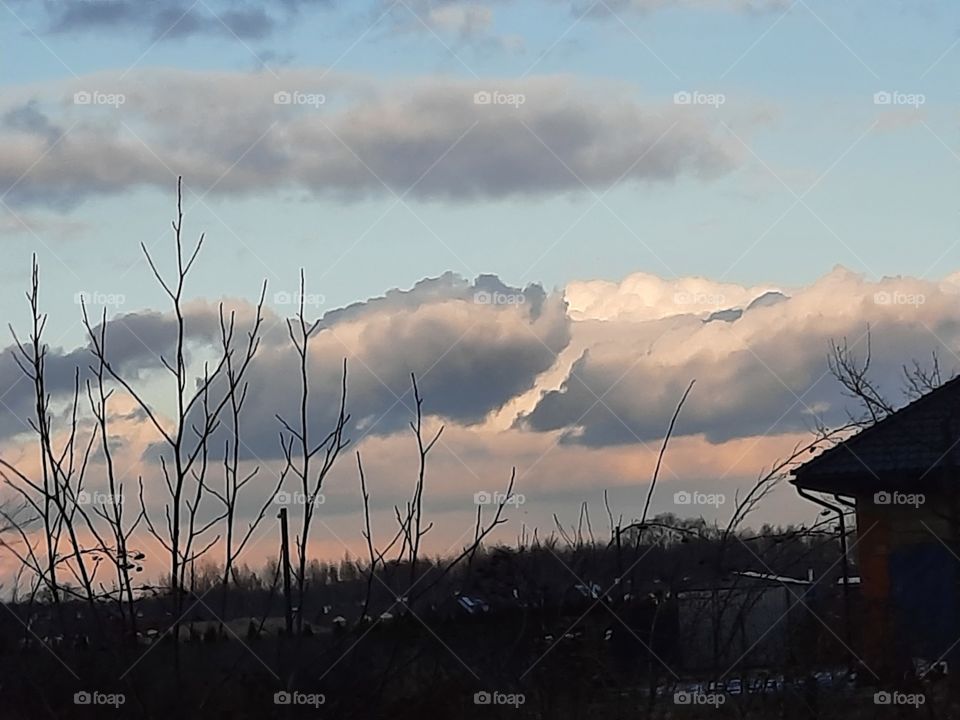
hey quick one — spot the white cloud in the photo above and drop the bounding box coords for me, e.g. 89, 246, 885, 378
523, 266, 960, 445
565, 270, 781, 321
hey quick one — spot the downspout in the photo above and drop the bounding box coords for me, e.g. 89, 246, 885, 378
797, 488, 855, 673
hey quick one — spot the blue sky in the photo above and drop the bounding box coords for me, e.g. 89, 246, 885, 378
2, 0, 959, 345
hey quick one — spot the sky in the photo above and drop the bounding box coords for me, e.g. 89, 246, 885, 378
0, 0, 959, 575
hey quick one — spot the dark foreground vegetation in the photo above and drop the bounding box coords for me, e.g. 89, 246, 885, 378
0, 522, 915, 719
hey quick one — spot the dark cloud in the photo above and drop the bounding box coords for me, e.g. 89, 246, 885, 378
0, 274, 570, 461
181, 273, 569, 461
41, 0, 328, 40
2, 100, 63, 145
0, 302, 226, 442
0, 71, 740, 209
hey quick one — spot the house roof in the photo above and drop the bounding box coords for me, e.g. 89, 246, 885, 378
792, 375, 960, 495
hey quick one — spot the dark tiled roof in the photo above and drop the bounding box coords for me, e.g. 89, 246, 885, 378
792, 375, 960, 493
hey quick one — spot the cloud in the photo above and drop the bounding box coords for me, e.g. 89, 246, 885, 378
376, 0, 524, 51
0, 272, 570, 460
39, 0, 330, 41
0, 211, 88, 240
565, 0, 791, 15
0, 69, 741, 209
2, 100, 63, 145
7, 266, 960, 560
9, 264, 960, 470
426, 3, 495, 36
182, 273, 570, 460
564, 271, 781, 321
521, 267, 960, 446
0, 300, 229, 442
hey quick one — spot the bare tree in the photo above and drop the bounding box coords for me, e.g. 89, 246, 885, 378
81, 304, 147, 638
276, 271, 349, 633
198, 289, 285, 625
828, 328, 895, 425
85, 179, 240, 649
902, 349, 949, 400
397, 373, 442, 591
0, 258, 103, 631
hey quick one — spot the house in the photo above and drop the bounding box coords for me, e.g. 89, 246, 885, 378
792, 377, 960, 675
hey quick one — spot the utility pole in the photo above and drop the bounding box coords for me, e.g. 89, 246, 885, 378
279, 508, 294, 636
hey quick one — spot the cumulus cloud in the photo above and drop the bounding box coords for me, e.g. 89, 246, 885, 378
564, 271, 781, 322
188, 273, 569, 460
7, 264, 960, 472
6, 265, 960, 560
522, 267, 960, 446
0, 273, 570, 460
0, 69, 740, 209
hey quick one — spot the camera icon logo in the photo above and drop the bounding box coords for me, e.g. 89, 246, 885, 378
673, 491, 692, 505
74, 691, 92, 705
474, 691, 492, 705
274, 691, 292, 705
873, 91, 892, 105
274, 91, 292, 105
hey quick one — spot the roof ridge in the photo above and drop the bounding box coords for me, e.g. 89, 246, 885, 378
794, 373, 960, 481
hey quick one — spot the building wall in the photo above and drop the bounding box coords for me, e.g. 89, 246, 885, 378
855, 496, 957, 675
